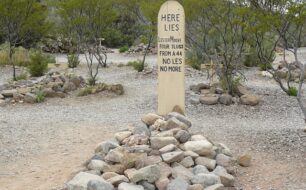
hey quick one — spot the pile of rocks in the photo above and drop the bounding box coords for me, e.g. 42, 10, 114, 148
66, 112, 249, 190
189, 83, 261, 106
0, 72, 85, 105
127, 44, 157, 55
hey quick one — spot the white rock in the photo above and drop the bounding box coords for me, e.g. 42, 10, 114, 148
162, 151, 184, 164
118, 182, 144, 190
66, 172, 106, 190
184, 140, 213, 156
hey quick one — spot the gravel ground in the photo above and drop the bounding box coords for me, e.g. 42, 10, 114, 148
0, 53, 305, 189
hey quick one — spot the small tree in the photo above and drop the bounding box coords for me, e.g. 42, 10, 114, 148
0, 0, 49, 80
184, 0, 249, 95
58, 0, 116, 84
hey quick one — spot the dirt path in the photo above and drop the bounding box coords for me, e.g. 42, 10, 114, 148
0, 65, 306, 189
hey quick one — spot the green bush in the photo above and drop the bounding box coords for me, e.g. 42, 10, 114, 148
28, 51, 49, 77
15, 73, 28, 81
78, 86, 94, 96
186, 50, 203, 70
258, 63, 273, 71
127, 60, 145, 72
67, 54, 80, 68
87, 77, 97, 86
35, 89, 46, 103
119, 46, 129, 53
288, 87, 298, 97
220, 75, 243, 95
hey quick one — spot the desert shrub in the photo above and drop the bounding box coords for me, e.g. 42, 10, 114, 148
67, 54, 79, 68
186, 50, 203, 70
220, 75, 243, 95
87, 77, 97, 86
288, 87, 298, 97
28, 51, 49, 77
78, 86, 94, 96
119, 46, 129, 53
15, 73, 28, 81
258, 63, 273, 71
127, 60, 145, 72
35, 89, 46, 103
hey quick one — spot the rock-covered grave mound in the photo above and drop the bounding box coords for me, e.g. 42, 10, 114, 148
189, 83, 261, 106
66, 112, 251, 190
0, 71, 124, 105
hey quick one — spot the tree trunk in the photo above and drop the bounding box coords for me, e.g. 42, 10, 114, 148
142, 35, 153, 72
9, 44, 16, 81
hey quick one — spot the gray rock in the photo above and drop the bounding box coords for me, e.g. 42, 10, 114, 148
188, 184, 204, 190
24, 93, 36, 104
184, 141, 213, 156
216, 154, 235, 168
85, 170, 101, 176
87, 180, 115, 190
184, 151, 199, 159
172, 165, 194, 181
115, 131, 133, 143
139, 181, 156, 190
195, 157, 216, 171
1, 89, 17, 97
95, 140, 119, 154
67, 172, 106, 190
129, 164, 160, 183
104, 148, 124, 163
167, 112, 192, 128
191, 174, 221, 187
132, 124, 151, 136
175, 130, 191, 143
159, 144, 176, 154
218, 94, 232, 105
63, 81, 77, 92
203, 184, 224, 190
150, 137, 179, 149
179, 156, 194, 168
102, 172, 119, 180
192, 165, 209, 175
161, 117, 188, 131
162, 151, 184, 164
218, 172, 234, 187
167, 177, 189, 190
190, 97, 200, 105
0, 94, 4, 99
88, 160, 108, 172
199, 97, 219, 105
118, 182, 144, 190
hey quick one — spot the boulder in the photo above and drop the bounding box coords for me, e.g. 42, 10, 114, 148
115, 131, 133, 143
216, 154, 235, 168
195, 157, 216, 171
66, 172, 106, 190
179, 156, 194, 168
184, 151, 199, 159
142, 113, 163, 126
1, 89, 17, 97
107, 175, 129, 186
161, 151, 184, 164
171, 165, 194, 181
238, 154, 251, 167
150, 137, 179, 149
155, 178, 170, 190
129, 164, 160, 183
218, 94, 232, 105
118, 182, 144, 190
102, 172, 119, 180
203, 184, 224, 190
159, 144, 177, 154
167, 177, 189, 190
167, 112, 192, 128
87, 180, 115, 190
95, 140, 119, 154
139, 181, 156, 190
192, 165, 209, 175
184, 140, 213, 156
199, 97, 219, 105
88, 160, 108, 171
240, 94, 260, 106
191, 174, 221, 188
122, 134, 149, 146
236, 85, 251, 97
175, 130, 191, 143
24, 93, 36, 104
162, 117, 188, 131
63, 81, 77, 92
